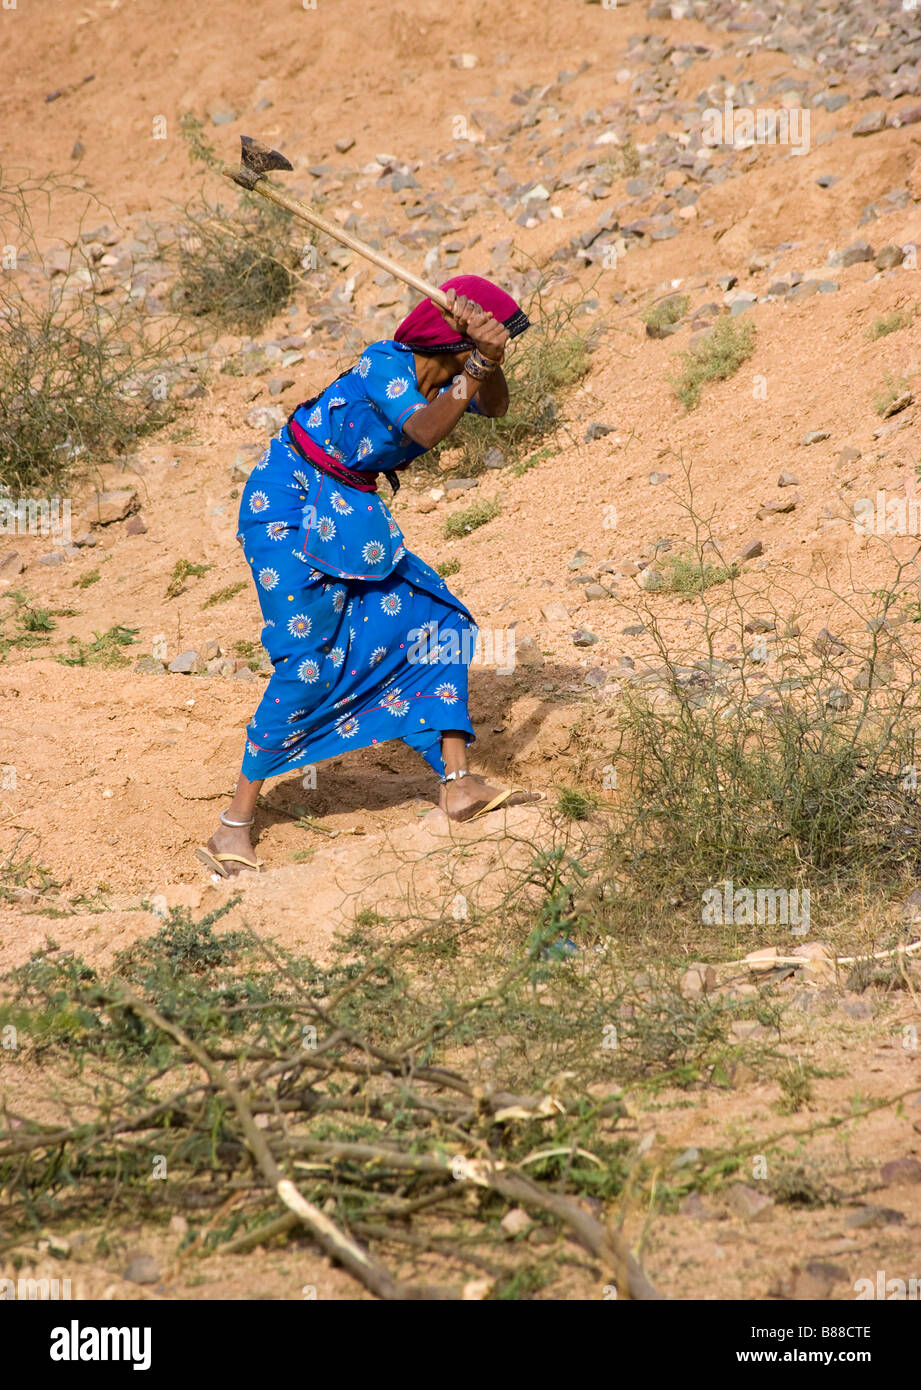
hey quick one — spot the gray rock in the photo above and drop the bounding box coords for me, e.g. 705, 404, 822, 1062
777, 471, 798, 487
515, 636, 544, 667
245, 405, 286, 433
335, 136, 356, 153
571, 628, 599, 647
875, 244, 905, 271
37, 551, 67, 566
880, 1157, 921, 1185
268, 377, 296, 396
851, 110, 887, 137
135, 655, 167, 675
828, 240, 874, 269
726, 1183, 774, 1222
802, 430, 830, 446
622, 624, 646, 636
209, 110, 238, 128
583, 583, 610, 600
168, 649, 199, 674
584, 422, 616, 441
483, 448, 506, 469
123, 1251, 160, 1284
813, 628, 846, 656
84, 488, 139, 525
843, 1205, 904, 1229
824, 685, 853, 712
637, 567, 664, 591
0, 551, 24, 577
567, 550, 591, 571
648, 471, 670, 486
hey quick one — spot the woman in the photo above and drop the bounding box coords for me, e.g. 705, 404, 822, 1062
197, 275, 539, 877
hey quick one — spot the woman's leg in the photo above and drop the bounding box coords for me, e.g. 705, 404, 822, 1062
204, 772, 264, 874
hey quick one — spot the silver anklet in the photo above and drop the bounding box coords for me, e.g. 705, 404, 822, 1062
440, 769, 469, 784
221, 810, 255, 828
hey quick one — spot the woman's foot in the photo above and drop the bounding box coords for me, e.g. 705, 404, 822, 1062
439, 773, 541, 822
201, 821, 260, 876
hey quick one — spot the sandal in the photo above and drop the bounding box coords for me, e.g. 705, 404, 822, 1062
464, 788, 544, 822
441, 770, 544, 824
195, 846, 264, 876
195, 810, 264, 876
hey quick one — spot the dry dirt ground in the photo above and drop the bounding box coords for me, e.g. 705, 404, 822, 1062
1, 0, 921, 1300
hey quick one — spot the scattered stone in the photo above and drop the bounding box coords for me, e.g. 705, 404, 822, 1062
844, 1205, 905, 1230
838, 994, 874, 1021
622, 623, 646, 637
815, 173, 838, 189
123, 1251, 160, 1285
680, 964, 717, 999
268, 377, 296, 396
772, 1261, 847, 1300
637, 567, 664, 591
37, 551, 66, 566
679, 1191, 710, 1219
736, 539, 764, 562
483, 448, 506, 469
836, 446, 861, 467
828, 240, 874, 268
540, 603, 571, 622
716, 274, 737, 291
450, 52, 478, 69
647, 471, 670, 485
756, 496, 798, 519
124, 513, 147, 536
515, 636, 544, 668
817, 281, 839, 293
168, 649, 199, 674
135, 655, 167, 675
335, 136, 356, 154
232, 444, 264, 482
726, 1184, 774, 1222
851, 110, 887, 137
444, 478, 479, 492
0, 552, 24, 578
571, 628, 599, 647
671, 1147, 700, 1170
744, 616, 774, 634
567, 550, 591, 571
881, 390, 913, 419
824, 685, 853, 712
84, 488, 139, 525
230, 665, 256, 681
245, 405, 286, 433
875, 244, 905, 271
853, 661, 894, 690
813, 628, 846, 656
584, 666, 607, 686
801, 430, 830, 446
500, 1207, 531, 1236
880, 1157, 921, 1186
777, 470, 798, 487
584, 422, 616, 441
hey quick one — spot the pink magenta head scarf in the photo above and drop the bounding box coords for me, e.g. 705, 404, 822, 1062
393, 274, 530, 354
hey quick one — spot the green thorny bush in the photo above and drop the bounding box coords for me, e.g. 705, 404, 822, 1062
600, 474, 921, 952
168, 116, 315, 335
0, 175, 190, 492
